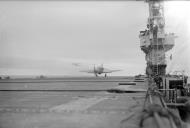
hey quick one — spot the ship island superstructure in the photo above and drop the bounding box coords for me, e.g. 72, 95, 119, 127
138, 1, 190, 127
139, 0, 176, 77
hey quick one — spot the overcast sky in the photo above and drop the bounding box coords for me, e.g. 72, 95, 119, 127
0, 1, 190, 76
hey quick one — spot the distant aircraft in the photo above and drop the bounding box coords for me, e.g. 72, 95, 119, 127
80, 64, 121, 77
72, 63, 81, 67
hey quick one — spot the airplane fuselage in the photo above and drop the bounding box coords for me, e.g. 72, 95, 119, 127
94, 66, 104, 74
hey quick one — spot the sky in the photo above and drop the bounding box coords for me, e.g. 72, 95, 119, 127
0, 1, 189, 76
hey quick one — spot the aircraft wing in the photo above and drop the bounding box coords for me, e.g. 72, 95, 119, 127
80, 70, 95, 73
103, 68, 121, 73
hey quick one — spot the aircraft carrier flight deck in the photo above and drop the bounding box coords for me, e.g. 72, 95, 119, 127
0, 76, 147, 128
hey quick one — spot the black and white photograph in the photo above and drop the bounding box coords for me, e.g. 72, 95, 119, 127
0, 0, 190, 128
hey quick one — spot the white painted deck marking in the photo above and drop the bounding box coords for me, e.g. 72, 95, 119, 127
50, 97, 107, 112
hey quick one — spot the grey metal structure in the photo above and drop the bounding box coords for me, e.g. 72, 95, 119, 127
139, 0, 176, 76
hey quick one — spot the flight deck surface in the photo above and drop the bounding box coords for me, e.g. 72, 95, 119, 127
0, 77, 147, 128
